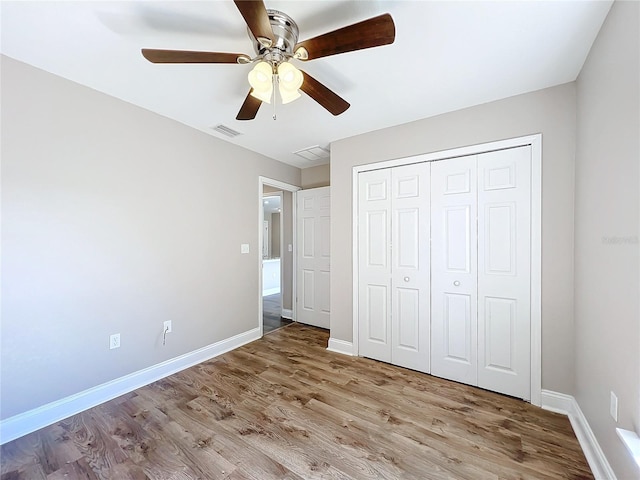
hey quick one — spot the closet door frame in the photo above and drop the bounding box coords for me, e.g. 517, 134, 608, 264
351, 134, 542, 406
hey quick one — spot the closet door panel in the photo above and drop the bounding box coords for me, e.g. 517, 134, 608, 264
358, 169, 392, 363
443, 293, 473, 362
478, 147, 531, 400
431, 156, 478, 385
391, 163, 430, 372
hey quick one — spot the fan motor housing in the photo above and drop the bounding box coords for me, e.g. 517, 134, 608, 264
248, 10, 299, 63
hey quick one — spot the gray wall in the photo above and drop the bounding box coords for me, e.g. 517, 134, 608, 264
574, 1, 639, 477
301, 164, 330, 188
270, 212, 281, 258
0, 56, 301, 419
331, 82, 577, 394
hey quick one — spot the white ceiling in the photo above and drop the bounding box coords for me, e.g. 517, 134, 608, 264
0, 1, 612, 169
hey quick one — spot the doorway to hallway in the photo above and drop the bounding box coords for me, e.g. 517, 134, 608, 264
263, 293, 292, 334
259, 177, 300, 336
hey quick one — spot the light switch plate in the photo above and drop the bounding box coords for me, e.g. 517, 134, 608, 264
241, 243, 250, 254
610, 391, 618, 422
110, 333, 120, 350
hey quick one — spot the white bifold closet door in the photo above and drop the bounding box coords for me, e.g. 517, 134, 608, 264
430, 155, 479, 386
357, 146, 531, 399
477, 148, 531, 399
430, 147, 531, 399
358, 163, 431, 373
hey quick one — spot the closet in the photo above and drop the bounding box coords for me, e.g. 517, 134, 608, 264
357, 145, 532, 400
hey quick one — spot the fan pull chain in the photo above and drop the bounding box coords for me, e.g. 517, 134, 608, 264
272, 74, 277, 120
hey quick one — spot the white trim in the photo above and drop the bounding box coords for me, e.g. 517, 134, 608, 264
258, 177, 301, 336
352, 169, 360, 355
541, 390, 616, 479
278, 191, 285, 312
351, 134, 543, 405
327, 338, 354, 356
0, 327, 261, 445
539, 389, 574, 415
616, 428, 640, 469
260, 177, 300, 193
529, 135, 542, 406
353, 135, 543, 173
282, 308, 293, 320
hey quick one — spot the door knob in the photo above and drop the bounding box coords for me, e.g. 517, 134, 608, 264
404, 276, 410, 282
453, 280, 460, 286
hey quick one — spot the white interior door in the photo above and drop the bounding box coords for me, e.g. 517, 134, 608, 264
296, 187, 330, 328
430, 155, 479, 386
358, 169, 392, 362
390, 163, 431, 372
477, 147, 531, 399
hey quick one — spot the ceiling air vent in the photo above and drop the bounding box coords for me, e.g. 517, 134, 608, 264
211, 124, 242, 138
293, 145, 330, 162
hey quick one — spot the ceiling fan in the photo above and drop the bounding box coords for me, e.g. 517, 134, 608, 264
141, 1, 395, 121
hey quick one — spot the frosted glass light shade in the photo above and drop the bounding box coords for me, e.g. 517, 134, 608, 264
248, 61, 273, 104
277, 61, 303, 104
279, 88, 301, 104
250, 88, 273, 103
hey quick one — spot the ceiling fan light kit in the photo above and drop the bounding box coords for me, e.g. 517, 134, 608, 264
276, 61, 303, 104
141, 1, 396, 121
247, 60, 303, 105
248, 61, 274, 103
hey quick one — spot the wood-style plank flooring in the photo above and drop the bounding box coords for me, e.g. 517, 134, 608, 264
1, 324, 593, 480
263, 293, 292, 334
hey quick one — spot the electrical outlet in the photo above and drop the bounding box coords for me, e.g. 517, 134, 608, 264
164, 320, 172, 333
610, 391, 618, 422
110, 333, 121, 350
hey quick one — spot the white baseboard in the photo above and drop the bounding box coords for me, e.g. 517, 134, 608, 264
327, 338, 354, 356
262, 287, 280, 296
616, 428, 640, 469
0, 327, 261, 445
282, 308, 293, 320
540, 389, 575, 415
541, 390, 616, 479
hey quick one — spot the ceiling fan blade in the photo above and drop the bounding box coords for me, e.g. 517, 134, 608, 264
294, 13, 395, 61
300, 71, 350, 116
236, 90, 262, 120
141, 49, 248, 64
233, 0, 275, 47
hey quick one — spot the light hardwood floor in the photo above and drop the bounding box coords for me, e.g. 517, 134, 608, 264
1, 324, 593, 479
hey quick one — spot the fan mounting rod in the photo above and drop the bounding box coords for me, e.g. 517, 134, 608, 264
248, 10, 299, 65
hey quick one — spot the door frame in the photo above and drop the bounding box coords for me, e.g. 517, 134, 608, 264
258, 177, 301, 336
351, 134, 542, 406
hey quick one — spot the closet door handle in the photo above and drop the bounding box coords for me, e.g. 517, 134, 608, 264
453, 280, 460, 286
404, 276, 410, 282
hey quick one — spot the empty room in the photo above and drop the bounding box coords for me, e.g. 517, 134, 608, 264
1, 1, 638, 479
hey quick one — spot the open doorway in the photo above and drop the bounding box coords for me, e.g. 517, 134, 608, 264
259, 177, 300, 335
262, 191, 288, 333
